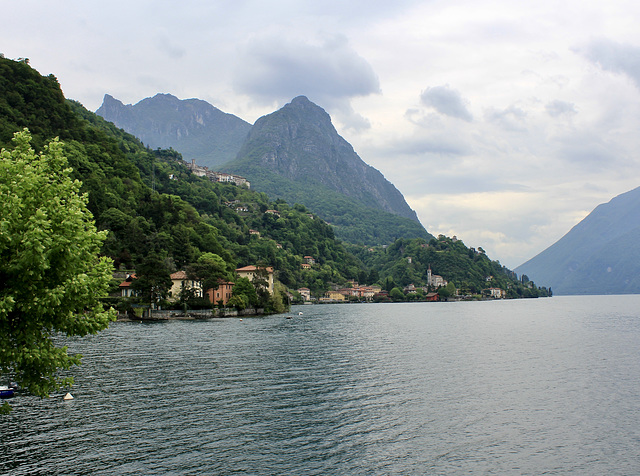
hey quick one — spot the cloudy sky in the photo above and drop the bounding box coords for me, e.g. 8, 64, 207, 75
4, 0, 640, 268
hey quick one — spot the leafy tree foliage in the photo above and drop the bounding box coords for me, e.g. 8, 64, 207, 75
187, 253, 232, 293
231, 277, 258, 309
0, 130, 115, 412
129, 252, 173, 309
389, 287, 405, 301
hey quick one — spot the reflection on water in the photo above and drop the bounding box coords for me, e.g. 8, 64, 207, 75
2, 296, 640, 475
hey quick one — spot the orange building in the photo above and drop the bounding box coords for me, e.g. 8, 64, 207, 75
207, 280, 235, 306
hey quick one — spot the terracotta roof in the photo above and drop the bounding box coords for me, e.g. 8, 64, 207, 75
236, 265, 274, 273
236, 265, 257, 272
170, 270, 188, 280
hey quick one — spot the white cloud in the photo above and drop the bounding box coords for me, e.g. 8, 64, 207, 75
545, 100, 577, 117
232, 32, 380, 129
577, 38, 640, 89
420, 85, 473, 121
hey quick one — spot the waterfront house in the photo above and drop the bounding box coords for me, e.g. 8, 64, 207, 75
323, 291, 346, 302
207, 280, 235, 306
297, 287, 311, 301
403, 283, 417, 294
425, 292, 439, 302
487, 287, 506, 299
236, 265, 274, 294
169, 270, 203, 301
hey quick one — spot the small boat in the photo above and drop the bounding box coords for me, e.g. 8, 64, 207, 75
0, 382, 18, 399
0, 387, 14, 399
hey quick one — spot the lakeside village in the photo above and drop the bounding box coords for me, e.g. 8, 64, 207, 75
113, 159, 519, 319
116, 258, 509, 320
112, 256, 507, 319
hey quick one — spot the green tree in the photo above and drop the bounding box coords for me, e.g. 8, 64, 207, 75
187, 252, 232, 296
437, 282, 457, 300
232, 277, 259, 308
389, 287, 405, 301
0, 130, 115, 413
130, 252, 172, 311
227, 294, 248, 311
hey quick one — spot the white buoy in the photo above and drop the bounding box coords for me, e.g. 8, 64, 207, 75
298, 311, 303, 315
63, 392, 74, 401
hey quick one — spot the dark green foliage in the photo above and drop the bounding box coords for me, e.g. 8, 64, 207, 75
221, 160, 431, 245
130, 252, 173, 305
231, 277, 258, 309
188, 253, 232, 293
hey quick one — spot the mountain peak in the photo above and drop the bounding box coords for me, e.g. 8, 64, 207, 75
96, 94, 251, 167
291, 95, 311, 103
100, 93, 125, 108
288, 95, 316, 108
226, 98, 424, 228
280, 95, 331, 124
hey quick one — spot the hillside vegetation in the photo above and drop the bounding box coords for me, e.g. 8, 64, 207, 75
223, 96, 431, 246
349, 236, 550, 299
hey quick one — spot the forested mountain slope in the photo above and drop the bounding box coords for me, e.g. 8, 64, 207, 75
349, 236, 550, 299
223, 96, 431, 245
95, 92, 430, 246
1, 57, 547, 301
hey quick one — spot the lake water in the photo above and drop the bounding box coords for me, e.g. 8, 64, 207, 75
2, 295, 640, 475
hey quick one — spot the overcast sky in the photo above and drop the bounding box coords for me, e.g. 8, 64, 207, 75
4, 0, 640, 268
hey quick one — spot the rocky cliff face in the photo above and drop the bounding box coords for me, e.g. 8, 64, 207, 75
227, 96, 421, 223
96, 93, 251, 168
515, 186, 640, 294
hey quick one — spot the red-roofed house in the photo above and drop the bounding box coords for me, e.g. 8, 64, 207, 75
236, 265, 274, 294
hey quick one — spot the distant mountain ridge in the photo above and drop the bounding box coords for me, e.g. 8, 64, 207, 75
515, 186, 640, 294
96, 93, 251, 167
